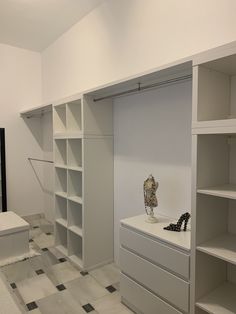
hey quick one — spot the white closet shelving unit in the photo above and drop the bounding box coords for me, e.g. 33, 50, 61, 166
53, 95, 113, 270
191, 51, 236, 314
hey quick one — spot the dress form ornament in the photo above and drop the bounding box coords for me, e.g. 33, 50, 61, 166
143, 175, 158, 223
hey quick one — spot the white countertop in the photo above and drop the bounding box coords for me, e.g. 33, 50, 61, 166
121, 214, 191, 251
0, 211, 29, 236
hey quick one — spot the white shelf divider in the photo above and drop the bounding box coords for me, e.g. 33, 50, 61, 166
197, 184, 236, 200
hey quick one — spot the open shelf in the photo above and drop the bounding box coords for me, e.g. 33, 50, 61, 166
68, 169, 82, 200
55, 168, 67, 195
55, 191, 67, 199
68, 200, 82, 229
67, 139, 82, 168
56, 218, 67, 228
68, 225, 82, 237
195, 61, 236, 123
197, 233, 236, 265
54, 104, 66, 134
68, 229, 83, 267
55, 194, 67, 220
55, 222, 68, 255
197, 184, 236, 200
67, 100, 82, 133
192, 119, 236, 134
54, 139, 67, 166
20, 103, 52, 118
196, 281, 236, 314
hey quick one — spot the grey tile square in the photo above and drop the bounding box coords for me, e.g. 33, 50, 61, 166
33, 233, 54, 249
46, 261, 81, 285
36, 269, 44, 275
90, 263, 120, 287
16, 274, 57, 304
26, 301, 38, 311
56, 284, 66, 291
82, 303, 95, 313
106, 285, 116, 293
1, 259, 37, 283
66, 275, 108, 306
37, 290, 85, 314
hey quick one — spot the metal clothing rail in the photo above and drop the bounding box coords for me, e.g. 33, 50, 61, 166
28, 157, 54, 164
93, 74, 192, 102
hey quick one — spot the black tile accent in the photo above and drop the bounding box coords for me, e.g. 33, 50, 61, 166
35, 269, 44, 275
33, 226, 39, 229
58, 258, 67, 263
82, 303, 95, 313
42, 248, 48, 252
46, 232, 52, 235
106, 285, 117, 293
80, 271, 89, 276
26, 301, 38, 311
56, 284, 66, 291
10, 283, 17, 289
29, 239, 33, 243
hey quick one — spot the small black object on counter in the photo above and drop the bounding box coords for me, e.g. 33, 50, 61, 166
164, 212, 190, 232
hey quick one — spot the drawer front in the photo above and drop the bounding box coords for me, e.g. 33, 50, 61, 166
120, 247, 189, 312
120, 273, 182, 314
120, 226, 190, 279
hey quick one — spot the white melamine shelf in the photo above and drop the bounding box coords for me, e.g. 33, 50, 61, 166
67, 196, 82, 204
68, 225, 82, 237
197, 185, 236, 200
56, 245, 68, 256
55, 191, 67, 199
20, 104, 52, 118
197, 233, 236, 265
56, 218, 67, 228
67, 166, 83, 172
192, 118, 236, 134
54, 164, 67, 169
196, 281, 236, 314
54, 132, 83, 139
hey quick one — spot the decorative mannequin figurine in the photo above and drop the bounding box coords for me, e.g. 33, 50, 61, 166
143, 175, 158, 223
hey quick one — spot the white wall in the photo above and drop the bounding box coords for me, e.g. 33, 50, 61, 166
42, 0, 236, 102
114, 80, 192, 262
0, 44, 43, 216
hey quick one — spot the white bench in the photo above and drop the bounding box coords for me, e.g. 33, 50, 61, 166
0, 211, 29, 264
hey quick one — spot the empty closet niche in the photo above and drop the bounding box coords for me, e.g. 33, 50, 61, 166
67, 139, 82, 169
54, 104, 66, 134
66, 100, 82, 133
68, 229, 83, 267
54, 139, 67, 167
55, 168, 67, 198
195, 251, 236, 314
196, 194, 236, 263
68, 200, 82, 236
55, 195, 67, 227
196, 54, 236, 122
197, 134, 236, 197
68, 169, 82, 203
55, 222, 68, 255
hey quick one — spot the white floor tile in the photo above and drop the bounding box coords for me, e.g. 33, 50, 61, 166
90, 263, 120, 287
46, 261, 81, 285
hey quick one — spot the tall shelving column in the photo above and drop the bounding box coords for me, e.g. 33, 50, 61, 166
191, 52, 236, 314
53, 95, 113, 270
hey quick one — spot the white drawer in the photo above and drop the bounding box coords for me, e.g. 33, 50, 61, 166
120, 226, 190, 279
120, 247, 189, 312
121, 273, 182, 314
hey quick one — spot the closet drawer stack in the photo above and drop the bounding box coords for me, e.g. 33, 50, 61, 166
120, 214, 191, 314
53, 94, 114, 270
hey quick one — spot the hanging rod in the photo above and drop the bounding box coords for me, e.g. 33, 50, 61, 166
93, 74, 192, 102
28, 157, 54, 164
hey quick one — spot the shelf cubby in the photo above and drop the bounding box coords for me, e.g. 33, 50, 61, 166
68, 169, 82, 203
67, 100, 82, 133
68, 230, 83, 267
68, 200, 82, 231
197, 134, 236, 194
54, 139, 67, 166
55, 194, 67, 227
195, 57, 236, 123
55, 222, 68, 255
67, 138, 82, 169
55, 168, 67, 197
195, 251, 236, 314
54, 104, 66, 134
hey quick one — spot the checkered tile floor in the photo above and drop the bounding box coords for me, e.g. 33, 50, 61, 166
0, 214, 133, 314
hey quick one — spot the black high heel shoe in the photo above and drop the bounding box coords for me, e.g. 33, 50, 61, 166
164, 212, 190, 232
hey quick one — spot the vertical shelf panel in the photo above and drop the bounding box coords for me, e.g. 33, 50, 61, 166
55, 222, 68, 255
54, 139, 67, 166
67, 100, 82, 133
68, 230, 83, 268
68, 200, 82, 230
68, 169, 82, 203
54, 104, 66, 134
68, 139, 82, 169
55, 195, 67, 227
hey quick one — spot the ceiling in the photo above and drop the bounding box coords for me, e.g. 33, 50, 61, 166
0, 0, 105, 52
